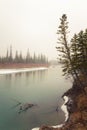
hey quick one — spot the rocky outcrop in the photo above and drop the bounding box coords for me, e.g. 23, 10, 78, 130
39, 85, 87, 130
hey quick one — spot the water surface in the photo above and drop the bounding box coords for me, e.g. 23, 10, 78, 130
0, 66, 71, 130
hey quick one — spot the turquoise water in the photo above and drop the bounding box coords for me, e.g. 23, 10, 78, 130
0, 66, 71, 130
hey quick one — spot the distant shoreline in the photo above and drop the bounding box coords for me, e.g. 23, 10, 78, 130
0, 63, 49, 69
0, 67, 48, 75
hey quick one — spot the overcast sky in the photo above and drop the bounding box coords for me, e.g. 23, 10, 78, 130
0, 0, 87, 60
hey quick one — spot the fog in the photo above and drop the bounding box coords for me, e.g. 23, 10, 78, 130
0, 0, 87, 60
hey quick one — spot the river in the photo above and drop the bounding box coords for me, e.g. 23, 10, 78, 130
0, 66, 71, 130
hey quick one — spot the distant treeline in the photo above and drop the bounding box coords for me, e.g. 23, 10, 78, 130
0, 46, 48, 64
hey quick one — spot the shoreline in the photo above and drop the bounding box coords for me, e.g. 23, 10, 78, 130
0, 63, 49, 69
38, 82, 87, 130
32, 96, 69, 130
0, 67, 48, 75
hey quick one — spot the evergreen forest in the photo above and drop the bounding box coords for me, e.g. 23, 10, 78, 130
0, 46, 48, 64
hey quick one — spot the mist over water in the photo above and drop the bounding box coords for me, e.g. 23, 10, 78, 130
0, 66, 71, 130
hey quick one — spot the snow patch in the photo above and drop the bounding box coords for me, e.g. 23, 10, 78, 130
0, 67, 48, 75
61, 96, 69, 122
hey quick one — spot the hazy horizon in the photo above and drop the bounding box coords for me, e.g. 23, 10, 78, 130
0, 0, 87, 60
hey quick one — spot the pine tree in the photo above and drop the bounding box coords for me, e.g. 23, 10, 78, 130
33, 52, 37, 63
14, 50, 19, 63
9, 45, 13, 63
71, 34, 79, 73
71, 30, 87, 76
26, 49, 30, 63
19, 51, 23, 63
56, 14, 72, 77
82, 29, 87, 75
56, 14, 82, 86
6, 48, 9, 63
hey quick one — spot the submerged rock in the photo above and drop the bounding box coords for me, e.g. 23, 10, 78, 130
18, 103, 37, 114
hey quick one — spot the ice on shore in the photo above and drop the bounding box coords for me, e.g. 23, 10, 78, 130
61, 96, 69, 122
32, 128, 39, 130
0, 67, 48, 75
32, 96, 69, 130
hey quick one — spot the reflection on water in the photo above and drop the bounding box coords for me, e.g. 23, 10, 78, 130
4, 69, 47, 81
0, 66, 71, 130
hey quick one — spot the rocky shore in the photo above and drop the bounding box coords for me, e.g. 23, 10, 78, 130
39, 82, 87, 130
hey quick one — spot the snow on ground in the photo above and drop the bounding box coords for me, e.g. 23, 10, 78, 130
0, 67, 48, 75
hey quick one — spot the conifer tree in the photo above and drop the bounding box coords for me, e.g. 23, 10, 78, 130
6, 48, 9, 63
71, 34, 79, 73
14, 50, 19, 63
83, 29, 87, 74
56, 14, 72, 77
9, 45, 13, 62
71, 30, 87, 76
33, 52, 37, 63
26, 49, 30, 63
56, 14, 81, 85
19, 51, 23, 63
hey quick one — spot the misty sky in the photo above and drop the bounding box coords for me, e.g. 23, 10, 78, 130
0, 0, 87, 60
